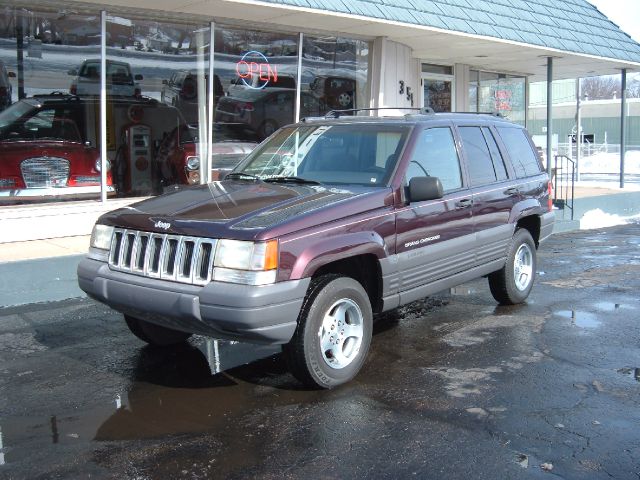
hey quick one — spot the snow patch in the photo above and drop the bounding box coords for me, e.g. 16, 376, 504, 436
580, 208, 640, 230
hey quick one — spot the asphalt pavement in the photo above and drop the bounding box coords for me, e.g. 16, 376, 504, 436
0, 222, 639, 479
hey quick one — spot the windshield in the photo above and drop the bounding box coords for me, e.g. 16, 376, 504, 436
235, 124, 410, 186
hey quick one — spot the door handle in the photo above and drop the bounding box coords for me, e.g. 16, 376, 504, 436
505, 187, 519, 195
456, 198, 473, 209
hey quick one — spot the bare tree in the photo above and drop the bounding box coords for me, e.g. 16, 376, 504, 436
581, 76, 621, 100
580, 74, 640, 100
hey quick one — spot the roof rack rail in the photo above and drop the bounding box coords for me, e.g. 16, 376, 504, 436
454, 111, 504, 117
325, 107, 435, 118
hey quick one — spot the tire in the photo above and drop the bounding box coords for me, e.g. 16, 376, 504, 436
488, 228, 537, 305
258, 120, 278, 140
124, 314, 192, 347
282, 275, 373, 389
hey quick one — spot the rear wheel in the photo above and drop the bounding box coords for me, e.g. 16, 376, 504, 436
283, 275, 373, 389
124, 314, 192, 347
488, 228, 536, 305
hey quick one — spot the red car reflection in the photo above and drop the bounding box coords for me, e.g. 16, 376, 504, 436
0, 96, 113, 201
156, 123, 258, 186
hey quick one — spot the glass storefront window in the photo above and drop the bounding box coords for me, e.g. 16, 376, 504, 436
302, 35, 369, 116
0, 5, 102, 205
214, 27, 298, 143
105, 16, 210, 196
469, 70, 526, 124
0, 4, 371, 205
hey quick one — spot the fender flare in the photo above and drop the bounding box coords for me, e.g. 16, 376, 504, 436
289, 231, 388, 280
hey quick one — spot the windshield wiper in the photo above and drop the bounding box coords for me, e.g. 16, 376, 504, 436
264, 176, 321, 185
225, 172, 262, 182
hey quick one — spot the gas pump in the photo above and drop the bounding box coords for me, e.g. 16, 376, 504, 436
117, 105, 153, 195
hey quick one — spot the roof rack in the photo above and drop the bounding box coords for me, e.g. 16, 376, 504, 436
454, 111, 504, 117
325, 107, 435, 118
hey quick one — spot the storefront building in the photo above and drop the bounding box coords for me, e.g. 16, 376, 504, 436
0, 0, 639, 240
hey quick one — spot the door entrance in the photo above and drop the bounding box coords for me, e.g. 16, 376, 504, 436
421, 64, 454, 112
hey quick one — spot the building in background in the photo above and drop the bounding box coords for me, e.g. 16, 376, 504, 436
0, 0, 639, 239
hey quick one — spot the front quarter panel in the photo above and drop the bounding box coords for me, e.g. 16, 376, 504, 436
278, 211, 395, 281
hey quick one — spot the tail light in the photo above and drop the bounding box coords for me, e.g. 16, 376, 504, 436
0, 86, 7, 97
70, 84, 77, 95
547, 180, 553, 211
134, 87, 141, 97
236, 102, 254, 113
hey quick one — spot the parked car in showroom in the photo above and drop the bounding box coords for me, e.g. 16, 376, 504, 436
161, 71, 224, 124
68, 59, 143, 97
0, 94, 114, 200
155, 122, 258, 186
0, 60, 16, 111
78, 110, 554, 388
215, 88, 319, 140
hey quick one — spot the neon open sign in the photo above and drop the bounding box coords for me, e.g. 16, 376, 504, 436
236, 50, 278, 90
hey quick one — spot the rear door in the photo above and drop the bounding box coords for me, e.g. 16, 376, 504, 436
456, 124, 518, 266
395, 124, 475, 304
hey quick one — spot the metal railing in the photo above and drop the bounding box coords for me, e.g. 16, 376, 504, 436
552, 154, 576, 220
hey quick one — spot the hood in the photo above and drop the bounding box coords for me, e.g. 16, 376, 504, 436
100, 180, 390, 240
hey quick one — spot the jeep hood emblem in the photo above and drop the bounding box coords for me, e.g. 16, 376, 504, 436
154, 220, 171, 230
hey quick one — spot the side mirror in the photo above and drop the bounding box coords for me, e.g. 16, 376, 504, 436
408, 176, 443, 202
134, 74, 143, 81
162, 79, 168, 85
7, 71, 15, 78
68, 69, 78, 76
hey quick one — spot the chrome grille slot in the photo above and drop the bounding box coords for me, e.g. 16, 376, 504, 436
121, 232, 136, 269
20, 157, 70, 188
109, 229, 216, 286
161, 236, 180, 280
132, 233, 149, 273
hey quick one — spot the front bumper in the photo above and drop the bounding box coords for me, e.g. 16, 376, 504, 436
78, 257, 310, 345
0, 185, 115, 197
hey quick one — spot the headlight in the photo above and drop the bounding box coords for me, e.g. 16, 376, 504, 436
186, 156, 200, 171
95, 158, 112, 172
90, 224, 114, 251
213, 239, 278, 285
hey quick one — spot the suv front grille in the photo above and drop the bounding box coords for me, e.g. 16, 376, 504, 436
108, 228, 217, 286
21, 157, 70, 188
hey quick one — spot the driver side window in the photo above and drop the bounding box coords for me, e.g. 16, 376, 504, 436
406, 127, 462, 192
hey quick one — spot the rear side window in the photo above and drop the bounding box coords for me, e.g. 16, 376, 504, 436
496, 127, 542, 178
406, 127, 462, 192
482, 127, 508, 181
459, 126, 496, 186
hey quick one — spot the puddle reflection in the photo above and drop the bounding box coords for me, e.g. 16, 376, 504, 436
95, 340, 315, 441
556, 310, 601, 328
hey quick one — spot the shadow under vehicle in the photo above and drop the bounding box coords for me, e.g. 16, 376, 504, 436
68, 59, 143, 97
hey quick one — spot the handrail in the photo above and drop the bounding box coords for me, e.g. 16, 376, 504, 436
552, 154, 576, 220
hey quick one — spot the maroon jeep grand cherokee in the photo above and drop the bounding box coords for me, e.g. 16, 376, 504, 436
78, 112, 554, 388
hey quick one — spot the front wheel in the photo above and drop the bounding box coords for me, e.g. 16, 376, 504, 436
124, 315, 192, 347
488, 228, 537, 305
283, 275, 373, 389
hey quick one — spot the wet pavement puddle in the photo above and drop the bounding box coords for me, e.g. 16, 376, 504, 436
556, 310, 601, 328
555, 302, 631, 329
